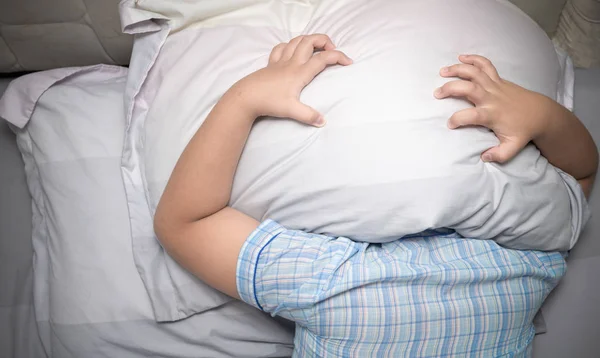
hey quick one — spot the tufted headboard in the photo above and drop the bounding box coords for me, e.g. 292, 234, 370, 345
0, 0, 597, 72
0, 0, 132, 72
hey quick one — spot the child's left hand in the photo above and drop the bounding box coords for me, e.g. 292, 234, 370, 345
434, 55, 555, 163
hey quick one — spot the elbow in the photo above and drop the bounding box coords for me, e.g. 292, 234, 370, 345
154, 202, 198, 248
590, 146, 599, 177
153, 212, 167, 243
153, 206, 175, 245
579, 172, 597, 200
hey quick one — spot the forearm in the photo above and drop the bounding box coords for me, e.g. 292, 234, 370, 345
155, 85, 255, 233
152, 85, 260, 298
533, 97, 598, 196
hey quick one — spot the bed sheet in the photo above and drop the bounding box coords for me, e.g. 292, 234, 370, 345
0, 77, 46, 357
0, 69, 599, 357
532, 67, 600, 358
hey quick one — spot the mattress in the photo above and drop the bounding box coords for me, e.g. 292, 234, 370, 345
1, 69, 600, 357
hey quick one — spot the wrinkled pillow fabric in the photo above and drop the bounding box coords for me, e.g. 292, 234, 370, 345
120, 0, 588, 321
0, 66, 294, 357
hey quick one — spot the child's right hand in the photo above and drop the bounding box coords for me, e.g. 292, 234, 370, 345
231, 34, 352, 127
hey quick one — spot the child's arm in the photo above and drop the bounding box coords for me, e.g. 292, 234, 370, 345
435, 55, 598, 197
153, 34, 352, 299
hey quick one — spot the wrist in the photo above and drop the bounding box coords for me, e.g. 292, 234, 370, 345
531, 94, 561, 142
222, 80, 262, 121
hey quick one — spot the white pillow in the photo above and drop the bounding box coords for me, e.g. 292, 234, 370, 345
124, 0, 588, 248
120, 0, 589, 320
0, 66, 293, 357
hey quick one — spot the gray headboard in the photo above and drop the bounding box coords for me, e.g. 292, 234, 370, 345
0, 0, 597, 72
0, 0, 132, 72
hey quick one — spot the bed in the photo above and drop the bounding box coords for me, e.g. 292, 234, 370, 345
1, 0, 599, 357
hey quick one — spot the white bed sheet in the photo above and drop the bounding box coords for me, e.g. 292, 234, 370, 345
532, 67, 600, 358
0, 71, 294, 358
0, 77, 46, 358
0, 68, 599, 357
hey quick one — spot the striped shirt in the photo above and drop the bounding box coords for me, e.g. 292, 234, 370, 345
237, 220, 566, 357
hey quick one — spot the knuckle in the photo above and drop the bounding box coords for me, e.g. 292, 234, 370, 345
442, 80, 455, 89
269, 44, 285, 60
298, 37, 309, 46
496, 154, 508, 163
474, 108, 487, 122
479, 87, 491, 100
447, 64, 458, 73
479, 57, 495, 70
322, 50, 339, 61
287, 36, 302, 46
313, 51, 326, 61
458, 65, 472, 76
465, 81, 477, 92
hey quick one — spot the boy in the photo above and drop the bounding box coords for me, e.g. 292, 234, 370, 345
154, 35, 598, 356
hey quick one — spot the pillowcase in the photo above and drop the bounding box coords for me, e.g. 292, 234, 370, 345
0, 66, 293, 357
120, 0, 588, 321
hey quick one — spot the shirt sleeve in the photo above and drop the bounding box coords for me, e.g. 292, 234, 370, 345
555, 168, 591, 249
236, 219, 287, 311
236, 218, 363, 327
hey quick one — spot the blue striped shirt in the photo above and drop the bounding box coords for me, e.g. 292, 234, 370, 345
237, 220, 566, 357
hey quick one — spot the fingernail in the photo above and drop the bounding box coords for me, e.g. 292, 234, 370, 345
441, 66, 449, 74
482, 154, 492, 162
315, 116, 326, 127
434, 87, 442, 98
447, 122, 456, 129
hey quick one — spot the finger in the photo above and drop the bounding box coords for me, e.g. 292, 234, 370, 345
281, 36, 305, 61
302, 50, 353, 79
434, 80, 485, 105
459, 55, 501, 81
440, 63, 492, 87
481, 140, 524, 164
292, 34, 336, 63
284, 101, 326, 127
269, 43, 287, 64
447, 108, 489, 129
